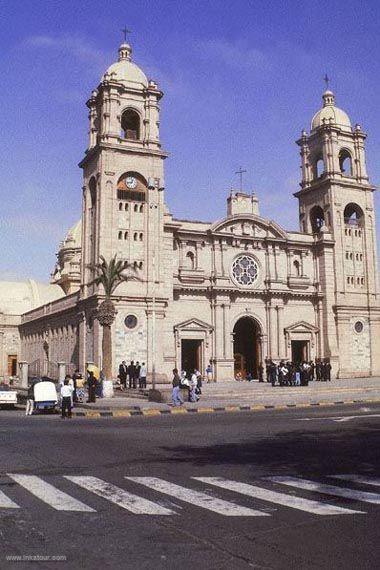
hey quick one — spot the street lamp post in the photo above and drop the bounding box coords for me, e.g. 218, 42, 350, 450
150, 203, 158, 391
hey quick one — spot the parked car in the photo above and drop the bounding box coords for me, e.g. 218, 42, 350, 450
33, 380, 58, 413
0, 383, 18, 408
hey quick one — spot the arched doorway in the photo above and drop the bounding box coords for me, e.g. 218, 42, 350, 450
233, 317, 261, 379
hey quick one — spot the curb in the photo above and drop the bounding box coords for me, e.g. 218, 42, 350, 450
71, 398, 380, 419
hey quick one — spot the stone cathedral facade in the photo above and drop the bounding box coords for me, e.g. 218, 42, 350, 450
17, 41, 380, 382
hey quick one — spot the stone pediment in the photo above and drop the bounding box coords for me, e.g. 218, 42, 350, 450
210, 214, 287, 240
174, 318, 213, 333
285, 320, 319, 333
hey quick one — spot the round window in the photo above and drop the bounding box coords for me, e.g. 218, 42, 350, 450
354, 321, 364, 333
124, 315, 137, 329
231, 255, 259, 287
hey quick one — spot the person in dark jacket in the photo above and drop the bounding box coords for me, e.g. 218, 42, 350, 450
118, 361, 128, 390
87, 371, 97, 403
128, 361, 136, 388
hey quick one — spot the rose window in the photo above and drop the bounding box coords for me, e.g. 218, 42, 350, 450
231, 255, 259, 286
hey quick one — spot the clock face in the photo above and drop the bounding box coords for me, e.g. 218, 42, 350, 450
125, 176, 137, 189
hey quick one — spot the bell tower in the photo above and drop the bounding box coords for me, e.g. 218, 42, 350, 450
79, 40, 168, 297
295, 89, 380, 377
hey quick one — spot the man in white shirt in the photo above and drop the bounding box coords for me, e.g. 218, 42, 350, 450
139, 363, 147, 389
60, 379, 73, 419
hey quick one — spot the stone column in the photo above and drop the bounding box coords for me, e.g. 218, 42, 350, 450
0, 331, 4, 378
19, 361, 28, 388
269, 301, 277, 358
58, 362, 66, 383
276, 303, 285, 359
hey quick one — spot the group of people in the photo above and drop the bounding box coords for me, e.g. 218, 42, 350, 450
172, 369, 203, 406
118, 360, 147, 390
263, 359, 332, 387
59, 369, 104, 418
25, 368, 104, 418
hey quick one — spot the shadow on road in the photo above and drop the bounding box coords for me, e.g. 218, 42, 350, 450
158, 426, 380, 475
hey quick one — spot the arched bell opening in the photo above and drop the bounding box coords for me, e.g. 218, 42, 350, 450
233, 317, 262, 380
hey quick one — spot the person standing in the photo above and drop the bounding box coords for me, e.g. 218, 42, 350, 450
309, 361, 315, 382
87, 370, 97, 403
139, 362, 147, 389
72, 369, 81, 403
25, 379, 37, 416
61, 379, 73, 419
135, 362, 141, 388
172, 368, 183, 406
269, 361, 277, 387
258, 363, 264, 383
325, 359, 332, 381
206, 362, 213, 383
128, 361, 136, 388
316, 359, 321, 381
118, 361, 128, 390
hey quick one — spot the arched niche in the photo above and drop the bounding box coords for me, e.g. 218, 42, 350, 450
310, 205, 325, 233
117, 171, 147, 202
344, 203, 364, 227
314, 155, 325, 179
339, 149, 353, 176
121, 108, 140, 140
89, 176, 97, 207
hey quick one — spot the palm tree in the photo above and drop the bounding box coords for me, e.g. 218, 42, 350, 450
89, 255, 136, 380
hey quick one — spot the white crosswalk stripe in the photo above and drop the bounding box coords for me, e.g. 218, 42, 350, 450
8, 474, 95, 512
194, 477, 363, 515
0, 488, 19, 509
269, 476, 380, 505
126, 477, 268, 516
65, 476, 174, 515
330, 474, 380, 488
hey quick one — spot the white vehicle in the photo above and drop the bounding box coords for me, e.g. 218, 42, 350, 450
0, 384, 18, 408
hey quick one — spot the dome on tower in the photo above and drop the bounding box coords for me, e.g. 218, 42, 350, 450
311, 90, 352, 133
102, 43, 148, 88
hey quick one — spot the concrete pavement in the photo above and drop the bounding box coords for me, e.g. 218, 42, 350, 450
73, 376, 380, 418
1, 403, 379, 569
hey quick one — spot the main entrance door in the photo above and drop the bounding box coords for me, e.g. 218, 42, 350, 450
291, 340, 309, 363
181, 339, 202, 379
233, 317, 261, 379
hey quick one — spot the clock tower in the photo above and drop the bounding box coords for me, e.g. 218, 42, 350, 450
79, 41, 169, 371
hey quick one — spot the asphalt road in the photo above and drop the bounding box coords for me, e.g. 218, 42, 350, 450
0, 403, 379, 570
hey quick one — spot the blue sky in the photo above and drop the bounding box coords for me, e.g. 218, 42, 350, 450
0, 0, 379, 281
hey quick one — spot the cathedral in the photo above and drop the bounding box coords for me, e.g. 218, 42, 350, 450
2, 40, 379, 383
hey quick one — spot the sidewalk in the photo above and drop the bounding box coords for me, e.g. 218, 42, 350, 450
73, 377, 380, 418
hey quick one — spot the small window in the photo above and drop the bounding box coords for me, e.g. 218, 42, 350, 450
118, 231, 122, 240
354, 321, 363, 333
139, 233, 143, 241
119, 202, 123, 211
293, 259, 301, 277
134, 204, 138, 212
350, 252, 353, 260
357, 277, 360, 285
139, 205, 144, 213
347, 276, 350, 284
124, 231, 128, 240
345, 252, 349, 260
125, 314, 137, 329
133, 232, 138, 241
125, 203, 129, 211
361, 277, 365, 285
139, 262, 143, 269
